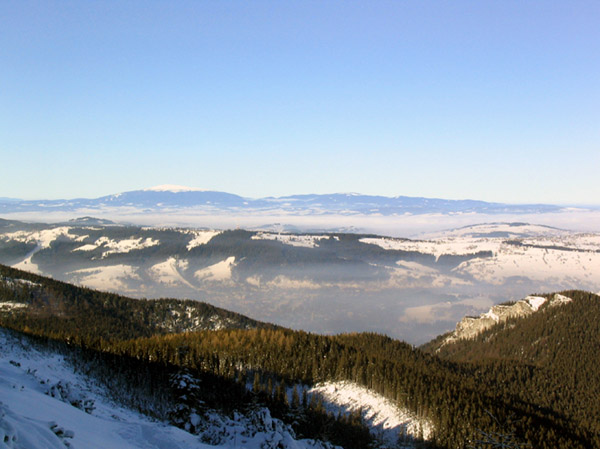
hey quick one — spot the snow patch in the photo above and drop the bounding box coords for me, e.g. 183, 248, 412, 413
73, 236, 159, 257
194, 257, 236, 282
524, 296, 547, 311
309, 381, 433, 445
186, 230, 221, 250
550, 293, 572, 306
150, 258, 195, 288
0, 302, 27, 311
252, 233, 331, 248
69, 265, 141, 292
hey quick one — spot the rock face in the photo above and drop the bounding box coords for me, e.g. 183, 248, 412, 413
440, 294, 572, 347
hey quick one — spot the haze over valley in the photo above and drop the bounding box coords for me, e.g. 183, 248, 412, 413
2, 191, 600, 344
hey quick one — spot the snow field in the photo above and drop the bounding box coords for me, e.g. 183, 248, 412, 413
360, 236, 500, 260
454, 243, 600, 289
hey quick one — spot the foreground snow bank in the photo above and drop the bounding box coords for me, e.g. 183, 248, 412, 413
0, 328, 339, 449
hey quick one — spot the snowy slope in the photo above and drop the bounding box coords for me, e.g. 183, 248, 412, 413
0, 328, 339, 449
0, 329, 214, 449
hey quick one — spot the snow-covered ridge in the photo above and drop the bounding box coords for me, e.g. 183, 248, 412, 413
73, 236, 159, 257
440, 293, 573, 347
360, 236, 498, 259
309, 381, 433, 445
420, 223, 571, 240
143, 185, 209, 193
252, 232, 335, 248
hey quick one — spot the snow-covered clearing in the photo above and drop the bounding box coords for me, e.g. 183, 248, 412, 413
194, 257, 236, 282
454, 243, 600, 288
150, 257, 195, 288
68, 265, 141, 292
7, 227, 75, 275
360, 237, 499, 260
3, 227, 74, 250
0, 302, 27, 311
186, 230, 221, 250
252, 233, 332, 248
73, 236, 159, 257
309, 381, 432, 445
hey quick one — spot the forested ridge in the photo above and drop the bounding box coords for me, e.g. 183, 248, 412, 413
1, 264, 598, 448
0, 264, 278, 340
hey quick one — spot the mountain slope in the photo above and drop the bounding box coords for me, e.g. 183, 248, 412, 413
0, 326, 340, 449
424, 290, 600, 447
4, 266, 600, 448
0, 263, 278, 341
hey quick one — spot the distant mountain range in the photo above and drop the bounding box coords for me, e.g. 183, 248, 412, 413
0, 184, 567, 215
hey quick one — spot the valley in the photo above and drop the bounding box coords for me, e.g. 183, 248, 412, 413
1, 218, 599, 343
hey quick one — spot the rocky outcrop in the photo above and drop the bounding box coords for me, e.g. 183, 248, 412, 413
440, 293, 572, 348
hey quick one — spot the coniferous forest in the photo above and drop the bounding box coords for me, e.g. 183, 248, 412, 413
1, 263, 599, 449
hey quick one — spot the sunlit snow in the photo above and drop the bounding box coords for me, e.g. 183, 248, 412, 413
309, 381, 433, 445
186, 230, 221, 250
194, 257, 236, 282
150, 258, 195, 288
252, 233, 331, 248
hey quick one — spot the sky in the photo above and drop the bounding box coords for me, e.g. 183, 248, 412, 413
1, 1, 599, 204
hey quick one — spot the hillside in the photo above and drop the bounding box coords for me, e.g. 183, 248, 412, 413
425, 290, 600, 446
0, 263, 277, 341
2, 265, 599, 448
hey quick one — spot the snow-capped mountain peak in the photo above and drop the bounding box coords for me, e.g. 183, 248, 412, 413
143, 185, 209, 193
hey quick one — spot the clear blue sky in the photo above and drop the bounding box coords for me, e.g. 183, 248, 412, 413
1, 1, 598, 204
